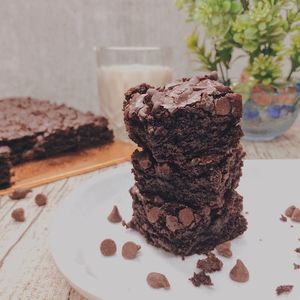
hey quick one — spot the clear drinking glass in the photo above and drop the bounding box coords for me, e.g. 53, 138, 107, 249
96, 46, 173, 141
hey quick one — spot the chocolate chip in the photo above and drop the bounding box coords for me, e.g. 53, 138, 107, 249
279, 214, 287, 222
11, 208, 25, 222
216, 241, 232, 258
139, 157, 152, 170
121, 241, 141, 259
197, 252, 223, 273
285, 205, 296, 217
100, 239, 116, 256
276, 285, 293, 295
35, 193, 47, 206
208, 71, 218, 81
146, 207, 160, 224
189, 271, 213, 287
295, 247, 300, 253
9, 188, 32, 200
293, 263, 300, 269
107, 205, 122, 223
166, 215, 181, 232
178, 208, 194, 227
146, 272, 170, 289
215, 97, 231, 115
229, 259, 249, 283
291, 208, 300, 222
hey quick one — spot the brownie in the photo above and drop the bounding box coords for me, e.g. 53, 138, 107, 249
128, 185, 247, 256
131, 145, 245, 209
0, 146, 12, 189
123, 75, 243, 163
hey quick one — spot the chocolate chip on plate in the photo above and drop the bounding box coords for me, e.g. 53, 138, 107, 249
35, 193, 47, 206
9, 188, 32, 200
197, 252, 223, 273
229, 259, 249, 283
276, 285, 293, 295
216, 241, 232, 258
100, 239, 117, 256
122, 241, 141, 259
11, 208, 25, 222
146, 272, 170, 289
285, 205, 296, 218
291, 208, 300, 222
293, 263, 300, 269
107, 205, 122, 223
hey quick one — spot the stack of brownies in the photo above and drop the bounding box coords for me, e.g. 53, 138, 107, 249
123, 73, 247, 256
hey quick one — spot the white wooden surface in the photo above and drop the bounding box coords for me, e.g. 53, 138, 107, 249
1, 126, 300, 300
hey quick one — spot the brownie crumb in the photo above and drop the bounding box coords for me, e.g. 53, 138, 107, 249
146, 272, 170, 289
276, 285, 293, 295
229, 259, 249, 283
291, 208, 300, 222
285, 205, 296, 218
122, 241, 141, 259
293, 263, 300, 269
189, 271, 213, 287
295, 247, 300, 254
216, 241, 232, 258
11, 208, 25, 222
107, 205, 122, 223
35, 193, 47, 206
279, 214, 287, 222
9, 188, 32, 200
100, 239, 116, 256
197, 252, 223, 273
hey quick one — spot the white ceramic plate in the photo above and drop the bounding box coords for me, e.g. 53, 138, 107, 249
49, 160, 300, 300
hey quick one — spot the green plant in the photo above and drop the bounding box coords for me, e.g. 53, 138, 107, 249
176, 0, 300, 88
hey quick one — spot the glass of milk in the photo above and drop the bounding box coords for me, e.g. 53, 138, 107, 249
96, 46, 173, 141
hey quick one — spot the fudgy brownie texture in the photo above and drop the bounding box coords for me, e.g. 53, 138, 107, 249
131, 146, 245, 209
128, 185, 247, 256
123, 74, 243, 163
0, 98, 114, 189
0, 146, 13, 189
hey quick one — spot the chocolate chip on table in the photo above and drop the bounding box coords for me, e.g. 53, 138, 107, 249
276, 285, 293, 295
35, 193, 47, 206
107, 205, 122, 223
100, 239, 116, 256
229, 259, 249, 283
9, 188, 32, 200
146, 272, 170, 289
11, 208, 25, 222
295, 247, 300, 254
122, 241, 141, 259
291, 208, 300, 222
197, 252, 223, 273
189, 271, 213, 287
293, 263, 300, 269
285, 205, 296, 218
279, 214, 287, 222
216, 241, 232, 258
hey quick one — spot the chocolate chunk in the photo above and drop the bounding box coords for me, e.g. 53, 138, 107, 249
295, 247, 300, 253
178, 208, 194, 227
285, 205, 296, 217
229, 259, 249, 283
35, 193, 47, 206
215, 97, 231, 115
139, 157, 152, 170
293, 263, 300, 269
146, 272, 170, 289
276, 285, 293, 295
189, 271, 213, 287
121, 241, 141, 259
165, 215, 181, 232
107, 205, 122, 223
9, 188, 32, 200
146, 207, 160, 224
11, 208, 25, 222
216, 241, 232, 258
291, 208, 300, 222
279, 214, 287, 222
100, 239, 116, 256
197, 252, 223, 273
208, 71, 218, 81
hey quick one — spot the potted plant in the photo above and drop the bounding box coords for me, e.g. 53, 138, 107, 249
176, 0, 300, 140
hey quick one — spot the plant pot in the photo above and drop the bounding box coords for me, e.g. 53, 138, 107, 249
241, 84, 300, 141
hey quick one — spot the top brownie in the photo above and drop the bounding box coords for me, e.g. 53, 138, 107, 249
123, 73, 243, 163
0, 97, 113, 164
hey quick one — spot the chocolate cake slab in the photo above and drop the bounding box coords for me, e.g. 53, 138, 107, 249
123, 74, 243, 163
128, 185, 247, 256
0, 146, 12, 189
131, 146, 245, 209
0, 98, 114, 165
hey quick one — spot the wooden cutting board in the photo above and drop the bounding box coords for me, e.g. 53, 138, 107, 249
0, 141, 136, 196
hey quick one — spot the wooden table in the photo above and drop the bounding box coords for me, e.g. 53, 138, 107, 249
1, 126, 300, 300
